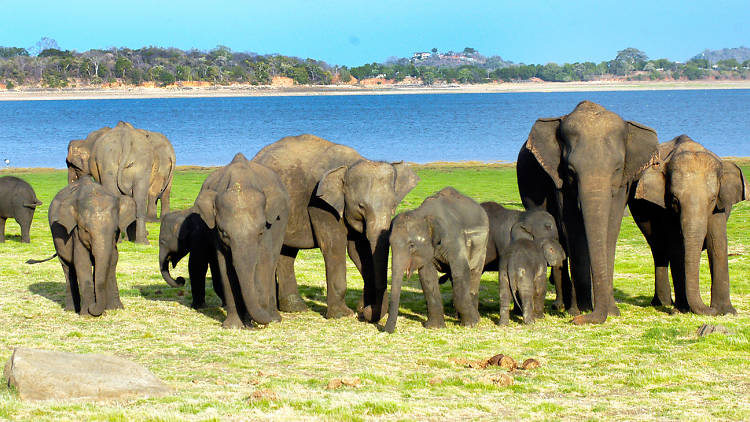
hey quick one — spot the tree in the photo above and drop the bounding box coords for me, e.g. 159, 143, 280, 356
0, 47, 29, 58
114, 57, 133, 79
431, 48, 438, 54
463, 47, 476, 55
612, 48, 649, 74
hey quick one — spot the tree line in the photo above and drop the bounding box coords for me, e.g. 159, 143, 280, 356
1, 45, 749, 89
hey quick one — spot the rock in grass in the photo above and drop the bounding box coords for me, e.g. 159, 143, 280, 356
697, 324, 731, 337
4, 348, 171, 401
521, 358, 541, 370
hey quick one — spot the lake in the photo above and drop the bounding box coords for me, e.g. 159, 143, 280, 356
0, 89, 748, 168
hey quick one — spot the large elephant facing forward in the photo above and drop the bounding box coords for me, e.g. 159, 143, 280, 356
629, 135, 746, 315
517, 101, 659, 324
253, 134, 419, 321
66, 122, 175, 243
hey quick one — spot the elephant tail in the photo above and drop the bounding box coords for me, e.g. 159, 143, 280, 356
26, 253, 58, 264
23, 199, 43, 209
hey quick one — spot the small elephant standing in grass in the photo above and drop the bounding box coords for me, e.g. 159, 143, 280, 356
0, 176, 42, 243
195, 153, 290, 329
629, 135, 747, 315
385, 187, 488, 333
159, 208, 225, 309
29, 178, 123, 316
498, 230, 565, 325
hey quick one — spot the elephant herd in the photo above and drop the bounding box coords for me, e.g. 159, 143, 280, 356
9, 99, 746, 331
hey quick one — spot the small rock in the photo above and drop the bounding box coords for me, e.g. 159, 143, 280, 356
428, 376, 443, 385
522, 358, 541, 370
249, 389, 277, 401
488, 373, 514, 386
191, 379, 199, 384
697, 323, 731, 337
326, 379, 343, 390
499, 355, 517, 371
340, 377, 361, 387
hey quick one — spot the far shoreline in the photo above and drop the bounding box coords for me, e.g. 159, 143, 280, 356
1, 80, 750, 101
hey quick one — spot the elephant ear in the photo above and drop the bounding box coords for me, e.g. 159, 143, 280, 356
425, 215, 447, 248
392, 161, 420, 203
195, 190, 218, 229
510, 222, 534, 241
525, 117, 563, 189
633, 164, 667, 208
624, 121, 659, 184
717, 160, 748, 212
316, 165, 347, 218
263, 192, 287, 227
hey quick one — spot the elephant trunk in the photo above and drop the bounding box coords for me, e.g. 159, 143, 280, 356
231, 244, 275, 325
159, 248, 185, 287
88, 239, 113, 316
361, 217, 391, 322
384, 249, 409, 333
67, 167, 79, 184
681, 214, 714, 315
577, 187, 613, 324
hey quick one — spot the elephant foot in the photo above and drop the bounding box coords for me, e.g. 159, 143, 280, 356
571, 311, 608, 325
191, 300, 207, 309
278, 294, 308, 313
552, 299, 565, 312
608, 302, 620, 317
691, 305, 718, 316
496, 318, 509, 326
651, 296, 673, 308
566, 305, 581, 316
107, 300, 124, 310
423, 316, 446, 329
222, 314, 244, 329
325, 303, 354, 319
711, 304, 737, 315
135, 238, 150, 246
459, 312, 480, 328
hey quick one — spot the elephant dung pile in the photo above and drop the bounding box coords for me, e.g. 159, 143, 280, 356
450, 354, 541, 371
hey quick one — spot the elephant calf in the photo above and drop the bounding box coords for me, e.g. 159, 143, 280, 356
385, 187, 489, 333
159, 208, 224, 309
30, 178, 124, 316
0, 176, 42, 243
498, 235, 565, 325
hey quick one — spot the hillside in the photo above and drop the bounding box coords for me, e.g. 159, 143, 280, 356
691, 47, 750, 64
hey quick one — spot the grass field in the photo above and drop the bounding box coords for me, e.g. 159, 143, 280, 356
0, 165, 748, 421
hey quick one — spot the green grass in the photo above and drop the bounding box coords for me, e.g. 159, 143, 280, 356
0, 165, 749, 420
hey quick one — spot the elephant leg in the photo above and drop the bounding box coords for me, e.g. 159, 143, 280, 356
188, 253, 209, 309
19, 214, 32, 243
498, 271, 511, 326
309, 208, 353, 319
603, 192, 628, 317
61, 259, 79, 312
560, 259, 580, 316
215, 247, 243, 329
347, 237, 368, 314
255, 237, 282, 322
551, 265, 564, 311
668, 242, 689, 313
146, 194, 158, 221
706, 213, 736, 315
105, 246, 123, 310
207, 253, 225, 306
0, 217, 5, 242
651, 245, 672, 308
133, 184, 150, 245
276, 246, 307, 312
72, 237, 94, 315
449, 261, 480, 327
160, 180, 172, 218
419, 266, 445, 329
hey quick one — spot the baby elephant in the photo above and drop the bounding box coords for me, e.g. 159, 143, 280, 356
0, 176, 43, 243
385, 187, 489, 333
159, 208, 225, 309
498, 227, 565, 325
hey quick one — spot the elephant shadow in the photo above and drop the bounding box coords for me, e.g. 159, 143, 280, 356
3, 234, 24, 243
613, 287, 669, 312
134, 281, 227, 323
28, 282, 67, 308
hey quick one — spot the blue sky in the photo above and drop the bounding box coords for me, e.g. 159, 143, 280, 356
2, 0, 748, 66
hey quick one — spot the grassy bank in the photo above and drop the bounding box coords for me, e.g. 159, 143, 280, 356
0, 166, 748, 421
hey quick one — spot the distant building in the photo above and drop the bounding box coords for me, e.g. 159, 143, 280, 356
412, 52, 432, 61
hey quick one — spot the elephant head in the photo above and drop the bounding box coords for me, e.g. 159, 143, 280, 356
317, 160, 419, 322
518, 208, 559, 241
195, 184, 283, 325
158, 209, 193, 288
525, 100, 658, 323
384, 211, 440, 333
52, 178, 121, 316
66, 140, 90, 184
633, 135, 747, 313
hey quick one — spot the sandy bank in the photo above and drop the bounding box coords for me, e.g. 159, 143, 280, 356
1, 80, 749, 101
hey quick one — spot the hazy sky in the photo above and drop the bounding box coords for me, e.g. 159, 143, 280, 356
2, 0, 748, 66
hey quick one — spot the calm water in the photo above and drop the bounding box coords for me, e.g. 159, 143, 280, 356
0, 90, 748, 168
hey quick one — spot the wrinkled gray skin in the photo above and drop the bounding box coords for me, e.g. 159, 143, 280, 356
498, 231, 565, 325
253, 134, 419, 322
159, 208, 225, 309
195, 153, 290, 329
46, 178, 123, 316
629, 135, 746, 315
66, 122, 175, 244
516, 100, 659, 325
0, 176, 42, 243
385, 187, 489, 333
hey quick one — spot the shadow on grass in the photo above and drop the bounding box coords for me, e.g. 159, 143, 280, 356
28, 281, 67, 308
1, 234, 25, 243
614, 287, 660, 309
134, 281, 226, 323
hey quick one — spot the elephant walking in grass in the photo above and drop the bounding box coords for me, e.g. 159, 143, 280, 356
66, 122, 176, 243
629, 135, 746, 315
0, 176, 42, 243
517, 100, 659, 324
253, 134, 419, 321
195, 153, 290, 329
28, 178, 123, 316
385, 187, 488, 333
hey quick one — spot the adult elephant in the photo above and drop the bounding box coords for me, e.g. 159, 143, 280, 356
629, 135, 746, 315
66, 122, 176, 244
195, 153, 289, 328
516, 100, 659, 324
252, 134, 419, 321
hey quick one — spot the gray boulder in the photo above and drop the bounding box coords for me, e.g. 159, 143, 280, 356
4, 348, 171, 401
